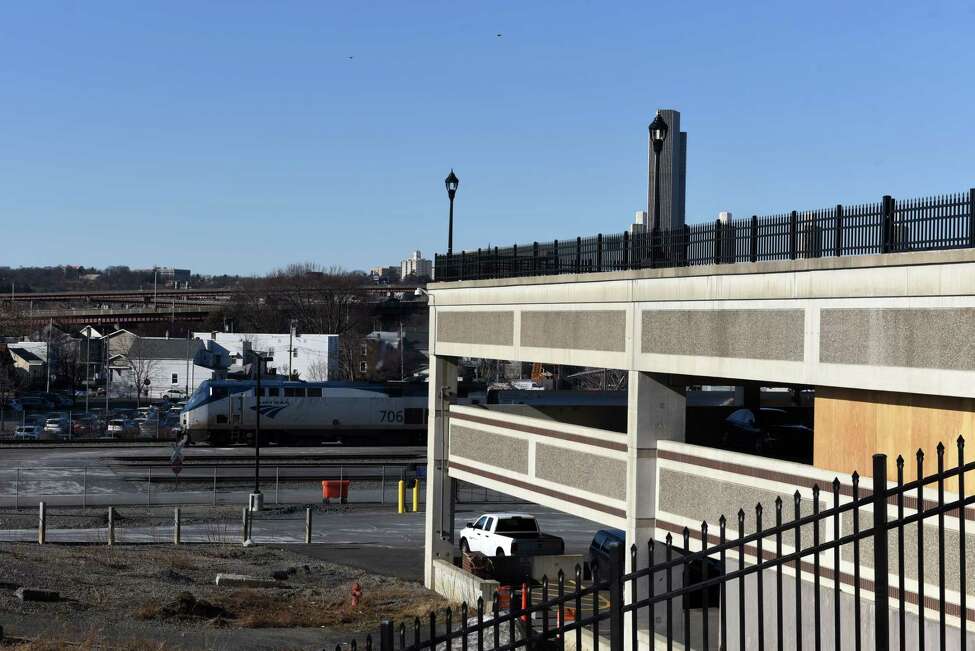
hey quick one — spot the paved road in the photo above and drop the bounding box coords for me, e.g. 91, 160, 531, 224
0, 443, 434, 507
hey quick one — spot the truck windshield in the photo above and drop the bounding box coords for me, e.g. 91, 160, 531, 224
495, 517, 539, 534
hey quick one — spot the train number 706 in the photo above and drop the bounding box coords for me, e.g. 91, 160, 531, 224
379, 410, 404, 423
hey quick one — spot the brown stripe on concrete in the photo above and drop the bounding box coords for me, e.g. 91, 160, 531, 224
656, 518, 975, 625
450, 410, 627, 452
449, 460, 626, 519
657, 448, 975, 523
637, 448, 658, 459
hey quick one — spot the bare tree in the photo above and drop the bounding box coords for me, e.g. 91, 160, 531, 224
49, 331, 83, 393
306, 357, 331, 382
123, 339, 157, 406
0, 304, 28, 338
212, 263, 373, 380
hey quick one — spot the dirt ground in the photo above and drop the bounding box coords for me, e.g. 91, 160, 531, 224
0, 542, 449, 650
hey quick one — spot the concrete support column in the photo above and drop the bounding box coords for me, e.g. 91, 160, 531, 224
424, 354, 458, 588
625, 371, 685, 645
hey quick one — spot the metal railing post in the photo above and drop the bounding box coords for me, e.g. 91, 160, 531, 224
881, 195, 895, 253
241, 506, 249, 543
596, 234, 603, 272
147, 466, 151, 506
275, 467, 279, 505
607, 542, 624, 651
622, 230, 629, 270
15, 467, 19, 510
872, 454, 890, 651
789, 210, 798, 259
38, 501, 46, 544
713, 219, 722, 264
575, 236, 582, 273
968, 188, 975, 248
304, 507, 312, 544
380, 620, 394, 651
512, 244, 518, 276
834, 204, 844, 256
212, 466, 217, 506
174, 507, 181, 545
381, 465, 386, 504
750, 214, 759, 262
532, 241, 539, 275
82, 466, 87, 510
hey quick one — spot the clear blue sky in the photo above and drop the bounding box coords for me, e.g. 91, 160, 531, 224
1, 1, 973, 275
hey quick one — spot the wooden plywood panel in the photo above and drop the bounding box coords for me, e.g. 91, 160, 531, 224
814, 386, 974, 490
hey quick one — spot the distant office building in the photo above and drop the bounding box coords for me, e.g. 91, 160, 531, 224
370, 266, 401, 283
647, 109, 687, 232
629, 210, 650, 236
401, 250, 433, 279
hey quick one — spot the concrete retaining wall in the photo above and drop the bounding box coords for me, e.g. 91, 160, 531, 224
431, 559, 500, 607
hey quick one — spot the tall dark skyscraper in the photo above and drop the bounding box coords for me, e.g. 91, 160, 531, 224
647, 109, 687, 232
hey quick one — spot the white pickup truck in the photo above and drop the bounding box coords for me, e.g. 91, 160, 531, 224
459, 513, 565, 557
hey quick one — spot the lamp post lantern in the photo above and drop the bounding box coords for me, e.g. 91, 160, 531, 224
445, 170, 459, 256
648, 114, 669, 232
648, 114, 669, 266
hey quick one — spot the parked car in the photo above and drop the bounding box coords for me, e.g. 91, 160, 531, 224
44, 417, 68, 437
14, 425, 42, 440
586, 528, 626, 579
107, 418, 136, 436
2, 398, 24, 413
459, 513, 565, 557
722, 408, 813, 455
163, 388, 188, 400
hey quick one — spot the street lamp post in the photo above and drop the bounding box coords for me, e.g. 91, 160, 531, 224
445, 170, 459, 256
249, 351, 267, 513
649, 114, 669, 263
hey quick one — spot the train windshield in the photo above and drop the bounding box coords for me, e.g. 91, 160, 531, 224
184, 381, 211, 412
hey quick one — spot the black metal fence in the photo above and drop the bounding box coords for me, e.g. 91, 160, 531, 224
434, 189, 975, 282
342, 437, 973, 651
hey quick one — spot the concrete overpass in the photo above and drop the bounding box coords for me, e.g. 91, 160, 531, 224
422, 246, 975, 642
4, 285, 420, 304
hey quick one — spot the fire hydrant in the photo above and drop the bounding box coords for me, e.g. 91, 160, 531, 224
350, 582, 363, 608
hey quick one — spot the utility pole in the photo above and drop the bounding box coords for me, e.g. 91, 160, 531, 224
185, 334, 191, 397
104, 334, 110, 419
85, 333, 91, 415
288, 320, 296, 379
45, 318, 52, 393
399, 320, 405, 382
153, 268, 158, 309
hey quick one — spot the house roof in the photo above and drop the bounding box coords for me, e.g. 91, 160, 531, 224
8, 347, 44, 364
112, 335, 205, 360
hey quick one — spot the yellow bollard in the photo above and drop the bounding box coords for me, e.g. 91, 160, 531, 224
397, 480, 405, 514
412, 479, 420, 512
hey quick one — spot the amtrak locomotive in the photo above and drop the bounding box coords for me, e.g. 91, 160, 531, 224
180, 379, 430, 445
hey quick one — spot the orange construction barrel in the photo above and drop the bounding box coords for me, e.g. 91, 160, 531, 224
321, 480, 351, 504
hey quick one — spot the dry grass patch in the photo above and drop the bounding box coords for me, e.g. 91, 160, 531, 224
212, 584, 451, 631
8, 632, 171, 651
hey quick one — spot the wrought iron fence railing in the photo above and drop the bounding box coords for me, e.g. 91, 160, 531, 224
342, 436, 973, 651
434, 189, 975, 282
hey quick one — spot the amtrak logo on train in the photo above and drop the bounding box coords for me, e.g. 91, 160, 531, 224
250, 404, 288, 418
